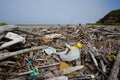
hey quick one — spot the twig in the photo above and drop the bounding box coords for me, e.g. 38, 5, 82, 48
89, 51, 98, 67
100, 59, 106, 72
38, 62, 60, 68
68, 75, 94, 80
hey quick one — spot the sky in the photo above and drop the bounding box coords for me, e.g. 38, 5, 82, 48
0, 0, 120, 24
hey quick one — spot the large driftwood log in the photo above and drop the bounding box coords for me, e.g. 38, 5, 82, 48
108, 51, 120, 80
0, 26, 42, 50
0, 46, 47, 60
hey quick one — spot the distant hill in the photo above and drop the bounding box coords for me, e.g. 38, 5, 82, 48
96, 9, 120, 25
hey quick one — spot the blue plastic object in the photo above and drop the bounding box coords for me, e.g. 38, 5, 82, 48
44, 68, 49, 72
28, 66, 39, 76
27, 60, 32, 65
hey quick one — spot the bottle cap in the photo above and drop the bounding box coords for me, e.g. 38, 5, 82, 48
76, 43, 83, 48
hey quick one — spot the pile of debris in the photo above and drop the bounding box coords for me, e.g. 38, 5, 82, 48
0, 25, 120, 80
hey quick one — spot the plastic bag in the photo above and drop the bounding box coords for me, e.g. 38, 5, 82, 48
42, 47, 56, 55
58, 48, 80, 62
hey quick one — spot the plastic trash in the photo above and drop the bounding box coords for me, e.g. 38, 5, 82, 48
59, 62, 69, 70
28, 66, 39, 76
107, 55, 116, 61
27, 60, 32, 65
59, 62, 76, 76
54, 65, 84, 75
44, 68, 49, 72
57, 48, 80, 62
0, 32, 26, 50
62, 65, 84, 74
29, 51, 34, 59
42, 46, 56, 55
65, 43, 83, 50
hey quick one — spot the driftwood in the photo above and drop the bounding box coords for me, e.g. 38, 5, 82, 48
62, 65, 84, 74
108, 51, 120, 80
0, 34, 5, 40
16, 28, 42, 36
0, 26, 42, 50
0, 46, 47, 60
0, 25, 119, 79
0, 39, 25, 50
68, 75, 94, 80
89, 51, 98, 67
39, 62, 60, 68
54, 65, 84, 75
0, 26, 17, 34
0, 25, 41, 36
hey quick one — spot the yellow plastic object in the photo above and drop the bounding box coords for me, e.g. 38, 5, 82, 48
107, 55, 116, 61
59, 62, 69, 70
69, 43, 83, 50
70, 46, 77, 50
76, 43, 83, 48
59, 62, 76, 76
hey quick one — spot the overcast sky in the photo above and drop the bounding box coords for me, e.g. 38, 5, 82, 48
0, 0, 120, 24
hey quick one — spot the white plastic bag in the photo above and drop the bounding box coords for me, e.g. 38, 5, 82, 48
42, 47, 56, 55
57, 48, 80, 62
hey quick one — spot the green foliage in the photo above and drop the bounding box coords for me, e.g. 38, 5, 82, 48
96, 9, 120, 25
0, 22, 7, 26
112, 22, 120, 26
94, 23, 102, 25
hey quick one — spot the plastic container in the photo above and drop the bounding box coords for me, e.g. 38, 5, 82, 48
58, 48, 80, 62
42, 47, 56, 55
65, 43, 83, 50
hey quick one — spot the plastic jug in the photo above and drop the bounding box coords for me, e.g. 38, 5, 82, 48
65, 43, 82, 50
58, 48, 80, 62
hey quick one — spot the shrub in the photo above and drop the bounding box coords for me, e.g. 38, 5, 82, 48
0, 22, 7, 26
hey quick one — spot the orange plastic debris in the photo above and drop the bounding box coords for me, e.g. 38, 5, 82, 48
59, 62, 76, 76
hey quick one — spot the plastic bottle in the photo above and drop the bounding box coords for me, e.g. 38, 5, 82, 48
65, 43, 83, 50
57, 43, 83, 62
58, 48, 80, 61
